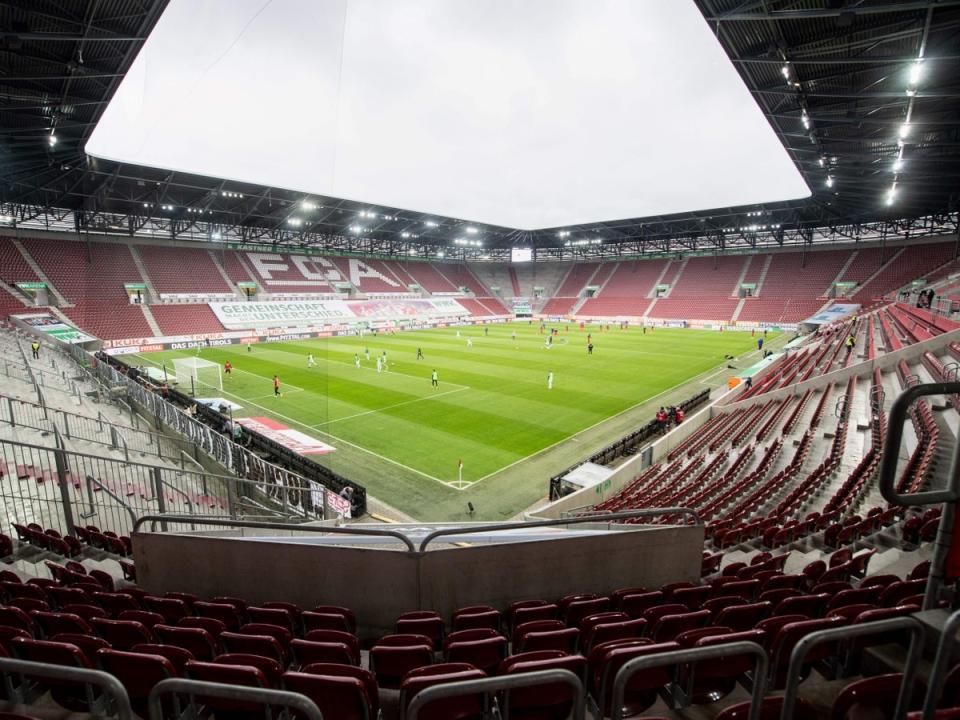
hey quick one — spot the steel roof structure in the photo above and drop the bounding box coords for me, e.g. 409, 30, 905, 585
1, 0, 958, 258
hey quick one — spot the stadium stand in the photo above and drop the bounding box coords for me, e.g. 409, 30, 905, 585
578, 259, 669, 317
137, 245, 233, 295
647, 255, 744, 321
737, 250, 850, 323
150, 304, 227, 335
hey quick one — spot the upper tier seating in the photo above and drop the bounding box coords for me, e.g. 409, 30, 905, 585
397, 262, 458, 293
578, 259, 669, 317
648, 256, 745, 321
21, 239, 139, 304
138, 246, 232, 294
151, 305, 227, 335
0, 237, 40, 285
737, 251, 850, 323
853, 242, 956, 302
221, 251, 258, 285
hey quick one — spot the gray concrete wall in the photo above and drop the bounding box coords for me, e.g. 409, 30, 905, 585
134, 523, 703, 639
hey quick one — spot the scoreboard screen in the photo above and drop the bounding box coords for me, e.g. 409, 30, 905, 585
511, 247, 532, 263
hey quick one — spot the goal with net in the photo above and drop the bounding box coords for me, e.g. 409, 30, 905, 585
172, 357, 223, 393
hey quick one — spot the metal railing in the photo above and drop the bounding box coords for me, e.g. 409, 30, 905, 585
148, 678, 324, 720
879, 382, 960, 609
0, 656, 134, 720
0, 436, 325, 536
779, 616, 924, 720
922, 608, 960, 717
609, 641, 768, 720
133, 515, 418, 552
406, 669, 584, 720
418, 507, 702, 552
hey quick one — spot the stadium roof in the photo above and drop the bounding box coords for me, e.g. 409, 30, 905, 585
1, 0, 959, 255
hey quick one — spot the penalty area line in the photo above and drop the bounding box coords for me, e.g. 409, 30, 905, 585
313, 386, 470, 427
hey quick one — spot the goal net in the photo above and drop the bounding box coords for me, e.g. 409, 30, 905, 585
172, 357, 222, 393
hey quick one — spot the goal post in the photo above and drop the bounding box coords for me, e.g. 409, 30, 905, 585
172, 357, 222, 394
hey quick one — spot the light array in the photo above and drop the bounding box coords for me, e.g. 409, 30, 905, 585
563, 238, 602, 247
454, 238, 483, 247
221, 191, 243, 198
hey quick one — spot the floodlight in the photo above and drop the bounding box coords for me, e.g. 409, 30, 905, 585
825, 176, 834, 188
465, 226, 478, 234
899, 123, 910, 139
909, 61, 922, 86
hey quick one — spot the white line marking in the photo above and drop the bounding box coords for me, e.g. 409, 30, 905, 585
314, 386, 470, 426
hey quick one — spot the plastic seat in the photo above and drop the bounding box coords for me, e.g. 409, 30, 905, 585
712, 580, 760, 601
563, 597, 611, 628
142, 596, 191, 624
178, 616, 228, 640
686, 630, 766, 704
211, 595, 249, 615
715, 695, 817, 720
303, 629, 361, 662
619, 592, 664, 619
312, 605, 357, 634
830, 673, 917, 720
879, 580, 926, 607
369, 642, 433, 689
118, 610, 165, 630
762, 574, 803, 592
498, 651, 587, 720
194, 601, 243, 631
247, 606, 296, 634
673, 586, 712, 610
299, 663, 380, 720
583, 618, 647, 652
220, 631, 286, 665
827, 604, 877, 622
400, 663, 486, 720
154, 624, 218, 662
10, 637, 97, 710
642, 603, 688, 626
130, 643, 195, 673
185, 659, 269, 717
773, 593, 829, 618
0, 606, 36, 633
239, 623, 292, 656
444, 635, 507, 674
592, 640, 681, 718
758, 588, 802, 606
769, 616, 847, 689
516, 627, 579, 654
91, 592, 138, 616
290, 638, 358, 667
827, 586, 883, 612
396, 612, 445, 649
512, 603, 560, 628
1, 582, 47, 602
0, 626, 29, 654
512, 619, 565, 648
714, 602, 771, 633
61, 604, 107, 622
96, 649, 175, 713
860, 574, 899, 590
7, 598, 49, 615
164, 592, 199, 607
47, 587, 91, 609
31, 611, 92, 638
217, 653, 284, 688
650, 609, 710, 642
283, 670, 375, 720
443, 628, 499, 650
451, 607, 500, 632
49, 633, 110, 664
90, 617, 153, 650
504, 600, 550, 632
303, 611, 354, 634
703, 596, 748, 619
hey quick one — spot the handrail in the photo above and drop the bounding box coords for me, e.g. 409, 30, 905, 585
922, 609, 960, 717
879, 383, 960, 506
406, 669, 584, 720
83, 474, 138, 527
610, 641, 767, 720
147, 678, 323, 720
418, 507, 702, 552
0, 656, 135, 720
133, 514, 418, 552
879, 383, 960, 609
780, 616, 924, 720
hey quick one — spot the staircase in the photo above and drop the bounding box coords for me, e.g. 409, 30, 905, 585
139, 305, 163, 337
10, 239, 71, 307
208, 251, 246, 300
731, 256, 752, 296
753, 255, 774, 296
855, 248, 905, 296
128, 245, 160, 302
730, 297, 748, 323
0, 281, 31, 309
829, 251, 859, 297
508, 267, 522, 297
648, 261, 674, 299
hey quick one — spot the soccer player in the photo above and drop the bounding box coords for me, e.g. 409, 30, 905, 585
588, 342, 593, 355
247, 343, 253, 352
382, 350, 388, 371
484, 327, 488, 336
467, 338, 473, 347
417, 347, 424, 360
376, 356, 382, 373
431, 369, 439, 387
273, 375, 281, 397
307, 353, 316, 368
354, 353, 361, 369
511, 330, 517, 341
547, 371, 554, 390
757, 337, 764, 352
224, 361, 232, 377
365, 347, 370, 361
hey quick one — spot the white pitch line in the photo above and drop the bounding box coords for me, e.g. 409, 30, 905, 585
314, 386, 470, 427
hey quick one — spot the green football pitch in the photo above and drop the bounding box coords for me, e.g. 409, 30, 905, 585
133, 322, 772, 521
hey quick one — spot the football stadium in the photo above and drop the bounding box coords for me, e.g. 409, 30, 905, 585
0, 1, 959, 718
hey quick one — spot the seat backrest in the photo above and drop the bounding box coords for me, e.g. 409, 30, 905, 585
444, 636, 507, 674
499, 652, 587, 720
517, 627, 579, 654
563, 597, 611, 627
31, 611, 91, 637
220, 631, 285, 664
512, 603, 559, 627
118, 610, 165, 629
282, 671, 372, 720
619, 592, 664, 619
11, 636, 89, 668
395, 616, 445, 646
595, 641, 681, 716
450, 609, 499, 633
375, 633, 433, 648
178, 616, 227, 638
96, 649, 175, 700
130, 643, 195, 673
194, 601, 243, 631
511, 619, 565, 647
299, 663, 379, 718
773, 593, 829, 618
444, 628, 499, 650
584, 618, 647, 651
303, 611, 353, 634
651, 610, 710, 642
673, 586, 712, 610
247, 607, 295, 633
154, 624, 217, 662
185, 659, 268, 714
369, 644, 433, 690
142, 596, 190, 624
90, 617, 153, 650
216, 653, 284, 688
714, 602, 772, 633
399, 663, 486, 720
311, 605, 356, 633
290, 639, 356, 667
771, 617, 847, 677
693, 630, 767, 678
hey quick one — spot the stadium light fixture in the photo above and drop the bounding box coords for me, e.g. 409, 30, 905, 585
349, 224, 362, 233
425, 220, 438, 228
780, 64, 790, 79
818, 157, 825, 167
211, 232, 222, 240
893, 157, 903, 173
899, 123, 911, 140
825, 175, 834, 188
886, 185, 897, 205
0, 215, 13, 223
401, 231, 411, 238
287, 217, 303, 226
48, 132, 57, 147
301, 200, 318, 210
801, 110, 810, 130
909, 60, 922, 86
465, 226, 478, 235
557, 230, 570, 238
437, 251, 445, 258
